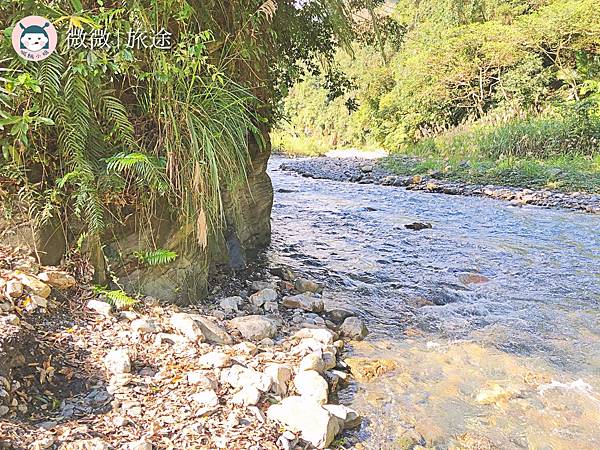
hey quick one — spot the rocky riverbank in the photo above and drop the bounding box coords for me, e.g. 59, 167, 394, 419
0, 245, 376, 449
279, 157, 600, 214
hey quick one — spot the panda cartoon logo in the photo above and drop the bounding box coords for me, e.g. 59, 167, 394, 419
11, 16, 57, 61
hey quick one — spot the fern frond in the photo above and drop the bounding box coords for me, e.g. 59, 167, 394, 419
134, 249, 178, 266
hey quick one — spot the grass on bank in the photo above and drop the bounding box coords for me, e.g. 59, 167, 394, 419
383, 114, 600, 193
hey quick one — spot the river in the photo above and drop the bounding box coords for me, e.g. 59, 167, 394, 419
266, 156, 600, 449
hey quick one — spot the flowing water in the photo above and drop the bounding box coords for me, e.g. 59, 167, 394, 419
267, 156, 600, 449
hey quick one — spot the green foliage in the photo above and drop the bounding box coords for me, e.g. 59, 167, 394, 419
92, 286, 139, 309
134, 249, 178, 266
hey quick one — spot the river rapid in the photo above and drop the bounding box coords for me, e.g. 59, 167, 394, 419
266, 156, 600, 449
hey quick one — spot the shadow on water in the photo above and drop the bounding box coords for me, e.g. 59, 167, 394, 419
267, 156, 600, 449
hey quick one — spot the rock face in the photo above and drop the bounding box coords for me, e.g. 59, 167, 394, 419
339, 317, 368, 340
229, 315, 276, 340
282, 293, 324, 312
267, 396, 340, 448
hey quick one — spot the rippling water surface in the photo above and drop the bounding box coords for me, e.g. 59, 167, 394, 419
267, 157, 600, 449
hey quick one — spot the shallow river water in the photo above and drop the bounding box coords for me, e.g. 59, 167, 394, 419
267, 157, 600, 449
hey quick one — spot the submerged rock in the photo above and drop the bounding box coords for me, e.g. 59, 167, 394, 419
294, 278, 323, 294
345, 357, 397, 382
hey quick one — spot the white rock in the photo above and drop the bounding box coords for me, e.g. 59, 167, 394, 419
294, 370, 328, 404
220, 296, 242, 312
264, 301, 278, 313
250, 288, 277, 307
122, 440, 152, 450
131, 318, 158, 334
231, 385, 261, 406
294, 328, 335, 345
267, 396, 340, 448
233, 341, 258, 355
299, 352, 325, 373
339, 317, 368, 340
38, 271, 76, 290
221, 365, 271, 392
0, 405, 9, 416
170, 313, 205, 342
264, 364, 292, 396
87, 299, 112, 316
282, 293, 324, 312
189, 314, 233, 344
104, 349, 131, 375
323, 404, 362, 429
199, 351, 231, 369
190, 390, 219, 407
5, 279, 23, 298
229, 315, 276, 340
57, 438, 110, 450
186, 370, 217, 389
15, 274, 51, 298
26, 294, 48, 311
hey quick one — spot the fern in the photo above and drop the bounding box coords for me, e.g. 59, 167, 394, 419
93, 286, 139, 309
134, 249, 178, 266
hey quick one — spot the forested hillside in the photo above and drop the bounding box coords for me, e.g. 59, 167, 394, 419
274, 0, 600, 191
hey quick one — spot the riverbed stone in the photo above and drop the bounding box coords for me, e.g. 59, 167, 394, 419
220, 296, 242, 312
264, 363, 292, 395
104, 349, 131, 375
5, 279, 23, 298
299, 352, 325, 373
250, 288, 278, 307
345, 357, 397, 382
231, 385, 261, 406
189, 314, 233, 344
267, 396, 340, 448
38, 271, 76, 290
294, 278, 323, 294
198, 351, 231, 369
85, 300, 112, 316
16, 274, 51, 298
221, 365, 272, 392
282, 293, 324, 312
323, 404, 361, 429
229, 315, 277, 340
58, 439, 110, 450
170, 313, 205, 342
186, 370, 217, 389
191, 389, 219, 407
339, 316, 368, 340
294, 370, 328, 404
130, 318, 158, 334
294, 328, 335, 345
